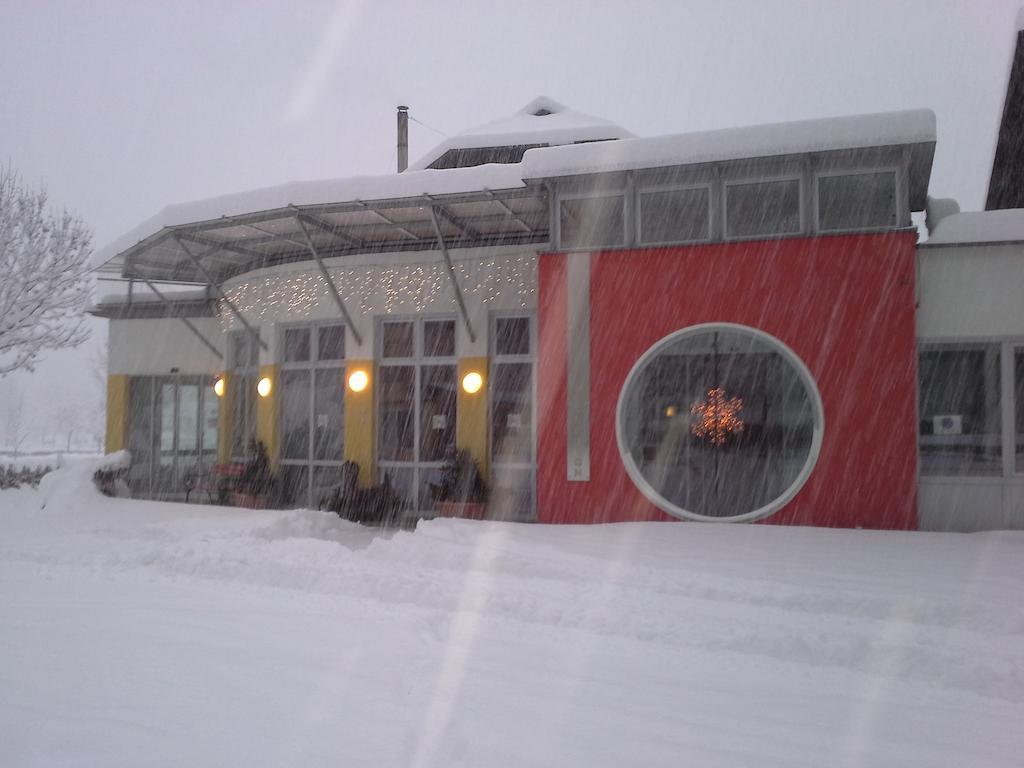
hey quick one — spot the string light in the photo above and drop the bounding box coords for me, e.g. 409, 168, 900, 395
217, 254, 537, 331
690, 388, 744, 446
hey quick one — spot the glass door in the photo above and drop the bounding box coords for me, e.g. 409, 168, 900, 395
126, 375, 218, 500
489, 314, 536, 521
377, 318, 457, 513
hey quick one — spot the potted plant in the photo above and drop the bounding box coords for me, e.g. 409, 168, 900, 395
232, 439, 275, 508
430, 449, 488, 519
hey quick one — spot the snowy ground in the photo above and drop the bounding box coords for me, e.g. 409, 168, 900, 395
1, 459, 1022, 767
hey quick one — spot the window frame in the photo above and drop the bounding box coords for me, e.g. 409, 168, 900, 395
375, 314, 460, 512
555, 188, 628, 251
277, 321, 349, 506
635, 182, 714, 246
917, 337, 1024, 481
615, 322, 825, 523
723, 173, 805, 241
813, 166, 902, 234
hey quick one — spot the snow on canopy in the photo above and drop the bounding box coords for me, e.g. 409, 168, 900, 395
406, 96, 634, 171
91, 105, 936, 271
925, 208, 1024, 245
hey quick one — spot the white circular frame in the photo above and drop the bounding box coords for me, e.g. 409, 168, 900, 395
615, 322, 825, 523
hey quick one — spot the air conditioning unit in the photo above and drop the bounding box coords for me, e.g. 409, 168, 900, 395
933, 415, 963, 436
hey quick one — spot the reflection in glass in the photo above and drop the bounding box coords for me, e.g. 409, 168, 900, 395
283, 327, 311, 362
423, 319, 456, 358
495, 317, 530, 356
313, 368, 344, 461
419, 365, 456, 462
491, 362, 532, 462
918, 344, 1002, 476
726, 179, 800, 238
281, 369, 310, 460
640, 187, 710, 244
317, 324, 346, 361
559, 195, 625, 248
620, 328, 816, 518
379, 365, 415, 461
382, 321, 414, 358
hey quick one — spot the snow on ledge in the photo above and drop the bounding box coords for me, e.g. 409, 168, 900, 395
925, 209, 1024, 246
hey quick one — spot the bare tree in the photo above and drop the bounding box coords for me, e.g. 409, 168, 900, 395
3, 386, 29, 457
55, 403, 82, 453
0, 165, 93, 375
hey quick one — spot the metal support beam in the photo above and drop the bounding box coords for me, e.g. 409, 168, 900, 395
294, 216, 364, 347
423, 195, 481, 240
173, 233, 268, 351
484, 188, 534, 234
289, 206, 364, 248
139, 277, 224, 359
429, 207, 476, 344
356, 200, 419, 240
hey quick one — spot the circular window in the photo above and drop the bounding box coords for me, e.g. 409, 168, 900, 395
616, 323, 824, 522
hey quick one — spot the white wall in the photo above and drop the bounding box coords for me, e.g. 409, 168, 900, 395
918, 242, 1024, 338
108, 318, 224, 375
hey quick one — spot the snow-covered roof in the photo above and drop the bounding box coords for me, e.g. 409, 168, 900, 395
924, 209, 1024, 246
92, 105, 937, 282
520, 108, 936, 179
90, 162, 529, 271
407, 97, 633, 171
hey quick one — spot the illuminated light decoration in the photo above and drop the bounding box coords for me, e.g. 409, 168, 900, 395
665, 405, 677, 417
348, 369, 369, 393
213, 376, 225, 397
690, 388, 744, 446
462, 371, 484, 394
256, 377, 272, 398
216, 255, 537, 331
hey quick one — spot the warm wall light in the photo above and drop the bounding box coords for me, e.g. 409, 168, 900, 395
462, 371, 483, 394
348, 369, 369, 393
213, 377, 225, 398
256, 377, 272, 397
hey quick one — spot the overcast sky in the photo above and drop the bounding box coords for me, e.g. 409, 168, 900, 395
1, 0, 1020, 445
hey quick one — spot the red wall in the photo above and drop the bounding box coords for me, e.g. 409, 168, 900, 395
537, 233, 919, 529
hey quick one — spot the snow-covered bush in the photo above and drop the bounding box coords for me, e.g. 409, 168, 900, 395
0, 463, 52, 489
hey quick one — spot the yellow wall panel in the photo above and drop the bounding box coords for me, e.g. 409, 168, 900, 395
105, 375, 130, 454
457, 357, 489, 475
344, 360, 375, 488
256, 364, 280, 468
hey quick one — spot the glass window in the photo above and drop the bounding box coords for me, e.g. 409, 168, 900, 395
281, 369, 311, 460
640, 187, 710, 244
559, 195, 625, 249
202, 390, 218, 459
230, 374, 256, 458
726, 179, 801, 238
283, 327, 311, 362
423, 319, 456, 358
495, 317, 531, 356
1016, 349, 1024, 474
378, 365, 415, 461
177, 384, 199, 451
230, 331, 258, 369
160, 383, 175, 452
619, 326, 821, 521
491, 362, 532, 462
918, 344, 1002, 476
382, 321, 415, 358
419, 365, 457, 462
279, 465, 308, 508
818, 171, 897, 231
317, 325, 345, 361
313, 369, 344, 461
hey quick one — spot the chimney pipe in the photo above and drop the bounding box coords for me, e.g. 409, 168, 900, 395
397, 105, 409, 173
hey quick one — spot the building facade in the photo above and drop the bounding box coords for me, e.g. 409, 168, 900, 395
93, 97, 1024, 530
